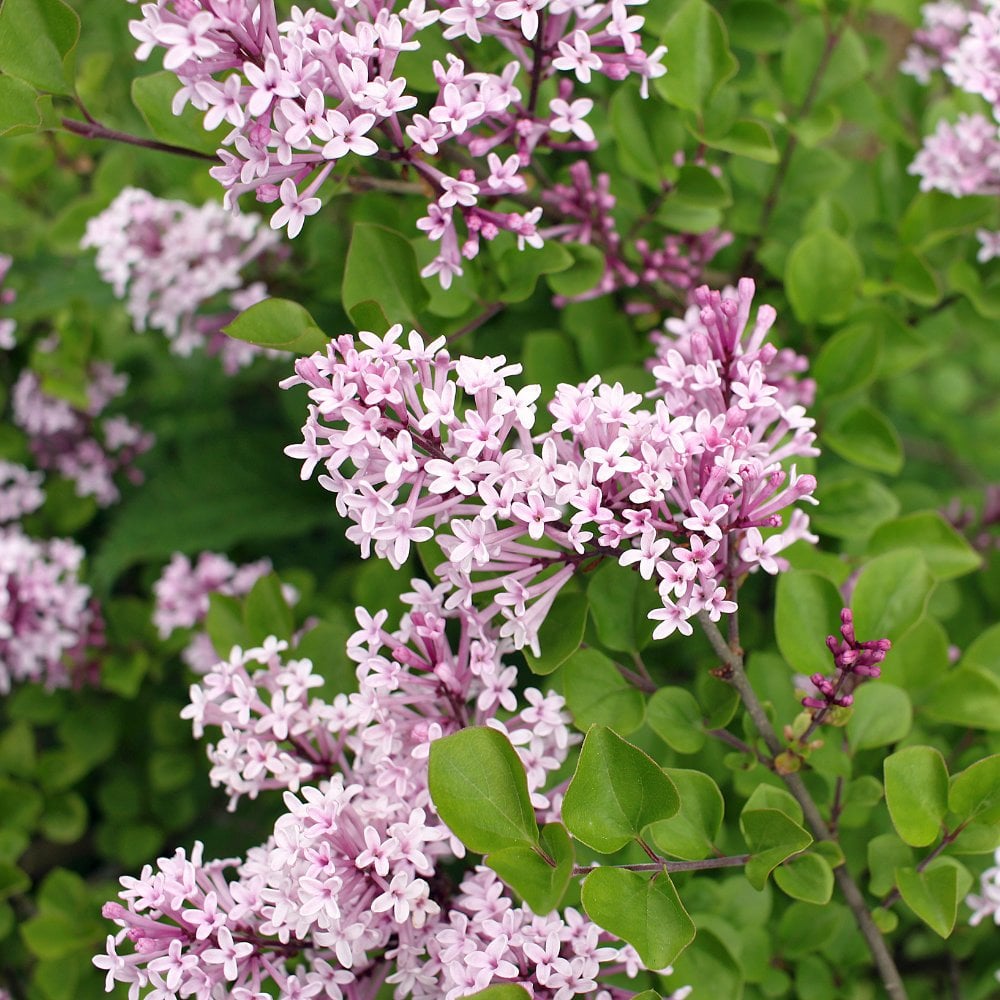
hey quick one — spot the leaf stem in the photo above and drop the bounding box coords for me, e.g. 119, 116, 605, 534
573, 855, 750, 876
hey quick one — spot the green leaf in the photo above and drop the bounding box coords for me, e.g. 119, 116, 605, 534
694, 118, 779, 162
674, 164, 731, 208
785, 230, 862, 325
0, 863, 29, 901
774, 852, 834, 904
546, 244, 606, 298
497, 242, 573, 303
92, 433, 336, 588
131, 71, 222, 154
884, 746, 949, 847
487, 822, 574, 915
342, 223, 429, 329
0, 75, 41, 135
521, 331, 580, 409
949, 755, 1000, 824
963, 623, 1000, 676
894, 861, 958, 937
581, 868, 696, 968
39, 792, 87, 844
656, 0, 738, 112
428, 727, 538, 854
744, 784, 804, 824
740, 806, 813, 890
647, 768, 724, 860
810, 473, 899, 540
587, 560, 654, 653
243, 573, 294, 645
891, 250, 940, 307
524, 591, 588, 675
647, 687, 706, 754
727, 0, 791, 52
562, 649, 645, 734
851, 549, 933, 640
465, 988, 532, 1000
222, 297, 328, 354
669, 926, 744, 999
563, 726, 679, 853
0, 0, 79, 95
867, 512, 982, 581
292, 619, 356, 694
775, 571, 843, 675
846, 684, 912, 751
867, 833, 914, 896
610, 85, 684, 188
813, 322, 881, 399
823, 403, 903, 476
925, 666, 1000, 731
205, 593, 249, 659
900, 194, 994, 251
781, 21, 868, 107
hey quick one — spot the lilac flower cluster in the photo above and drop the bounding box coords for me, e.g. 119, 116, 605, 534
0, 253, 16, 350
905, 0, 1000, 246
968, 848, 1000, 927
0, 461, 45, 524
97, 589, 689, 999
82, 188, 281, 373
542, 159, 734, 308
282, 279, 817, 654
11, 361, 153, 508
153, 551, 288, 671
126, 0, 665, 287
799, 608, 892, 721
0, 525, 103, 693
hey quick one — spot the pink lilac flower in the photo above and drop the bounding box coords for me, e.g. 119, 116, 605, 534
0, 526, 103, 692
82, 188, 281, 373
967, 848, 1000, 927
901, 1, 976, 82
153, 551, 292, 672
0, 254, 17, 349
0, 461, 45, 523
11, 362, 153, 508
98, 593, 690, 998
283, 281, 818, 656
123, 0, 667, 286
909, 113, 1000, 196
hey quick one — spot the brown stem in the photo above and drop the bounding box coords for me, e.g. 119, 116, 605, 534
61, 117, 217, 161
445, 301, 504, 345
707, 726, 772, 767
699, 612, 909, 1000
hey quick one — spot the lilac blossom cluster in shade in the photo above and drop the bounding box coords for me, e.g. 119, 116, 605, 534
282, 279, 818, 654
153, 551, 295, 672
125, 0, 665, 288
904, 0, 1000, 257
82, 188, 281, 373
0, 526, 104, 693
95, 587, 691, 1000
0, 461, 45, 524
11, 359, 153, 508
0, 253, 16, 350
541, 158, 734, 308
799, 608, 892, 715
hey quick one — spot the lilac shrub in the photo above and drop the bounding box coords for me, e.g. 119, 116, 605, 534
0, 253, 16, 350
125, 0, 666, 288
153, 551, 290, 671
96, 589, 691, 999
0, 526, 104, 693
282, 279, 818, 653
12, 359, 153, 508
82, 188, 281, 372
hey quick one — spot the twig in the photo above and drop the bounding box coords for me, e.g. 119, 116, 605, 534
61, 117, 217, 161
699, 611, 909, 1000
